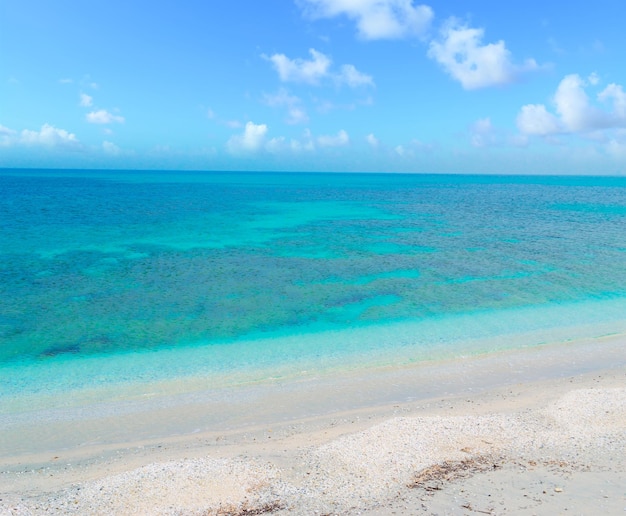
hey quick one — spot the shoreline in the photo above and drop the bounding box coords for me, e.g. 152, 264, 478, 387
1, 334, 625, 514
2, 331, 625, 459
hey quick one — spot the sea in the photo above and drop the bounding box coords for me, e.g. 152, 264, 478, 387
1, 169, 626, 413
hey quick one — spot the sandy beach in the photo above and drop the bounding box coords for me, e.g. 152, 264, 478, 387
1, 334, 625, 515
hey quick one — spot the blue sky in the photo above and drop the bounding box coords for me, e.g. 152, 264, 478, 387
2, 0, 626, 174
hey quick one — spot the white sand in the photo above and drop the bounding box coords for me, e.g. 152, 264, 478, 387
1, 337, 625, 515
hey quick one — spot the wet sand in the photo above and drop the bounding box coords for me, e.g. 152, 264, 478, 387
1, 334, 625, 515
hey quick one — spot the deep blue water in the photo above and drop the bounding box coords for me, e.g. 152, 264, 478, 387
1, 169, 626, 401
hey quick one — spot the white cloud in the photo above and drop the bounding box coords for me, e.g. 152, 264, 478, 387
285, 106, 309, 125
227, 121, 268, 153
470, 117, 527, 148
79, 93, 93, 107
0, 124, 17, 146
299, 0, 433, 40
599, 83, 626, 119
337, 64, 374, 87
266, 128, 433, 155
366, 133, 379, 147
102, 141, 120, 155
317, 129, 349, 147
266, 136, 287, 153
472, 117, 492, 133
264, 89, 299, 107
265, 136, 309, 153
86, 109, 125, 124
265, 49, 331, 84
58, 78, 73, 84
266, 132, 319, 154
516, 104, 560, 136
516, 74, 626, 136
207, 108, 216, 119
21, 124, 79, 146
228, 127, 368, 155
267, 128, 361, 154
264, 49, 373, 88
553, 74, 606, 132
1, 123, 79, 147
299, 128, 316, 151
428, 19, 539, 90
588, 72, 600, 86
392, 139, 434, 157
0, 124, 16, 136
264, 89, 309, 124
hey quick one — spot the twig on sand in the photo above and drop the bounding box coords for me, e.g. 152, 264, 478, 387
461, 502, 494, 514
408, 455, 501, 492
213, 501, 284, 516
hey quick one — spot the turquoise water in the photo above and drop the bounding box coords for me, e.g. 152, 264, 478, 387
1, 170, 626, 405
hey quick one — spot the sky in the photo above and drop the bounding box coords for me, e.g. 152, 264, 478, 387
2, 0, 626, 174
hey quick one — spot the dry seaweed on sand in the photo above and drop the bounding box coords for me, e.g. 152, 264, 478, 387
212, 500, 284, 516
408, 455, 502, 492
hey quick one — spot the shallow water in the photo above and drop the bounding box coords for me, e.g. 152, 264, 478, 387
1, 170, 626, 406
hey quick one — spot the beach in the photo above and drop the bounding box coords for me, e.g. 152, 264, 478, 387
2, 334, 625, 515
1, 171, 626, 514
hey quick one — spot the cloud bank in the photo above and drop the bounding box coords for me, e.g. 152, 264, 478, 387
265, 49, 373, 87
300, 0, 433, 40
517, 74, 626, 136
317, 129, 350, 147
428, 19, 540, 90
86, 109, 125, 124
0, 123, 79, 147
227, 122, 269, 153
263, 89, 309, 125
